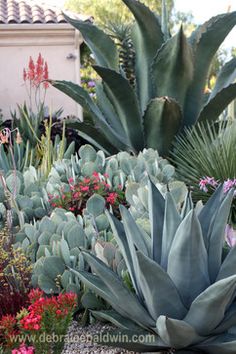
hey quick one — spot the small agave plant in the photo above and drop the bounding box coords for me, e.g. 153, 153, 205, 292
71, 181, 236, 353
51, 0, 236, 156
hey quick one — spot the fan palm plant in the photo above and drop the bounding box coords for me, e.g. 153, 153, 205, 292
172, 119, 236, 226
51, 0, 236, 156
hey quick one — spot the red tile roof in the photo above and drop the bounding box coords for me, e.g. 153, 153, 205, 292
0, 0, 88, 24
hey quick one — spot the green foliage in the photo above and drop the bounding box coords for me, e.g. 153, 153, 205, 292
65, 0, 174, 28
172, 120, 236, 225
0, 168, 49, 228
70, 181, 236, 353
15, 144, 182, 295
0, 225, 32, 317
172, 120, 236, 192
0, 141, 40, 174
46, 145, 178, 200
14, 208, 87, 294
0, 124, 75, 175
12, 103, 44, 148
53, 1, 236, 156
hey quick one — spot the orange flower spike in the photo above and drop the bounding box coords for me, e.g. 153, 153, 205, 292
28, 56, 35, 81
43, 61, 49, 89
37, 53, 43, 67
43, 61, 49, 80
35, 54, 44, 86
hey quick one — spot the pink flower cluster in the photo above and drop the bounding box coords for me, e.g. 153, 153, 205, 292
225, 224, 236, 248
199, 176, 236, 194
199, 176, 218, 192
223, 179, 236, 193
12, 344, 34, 354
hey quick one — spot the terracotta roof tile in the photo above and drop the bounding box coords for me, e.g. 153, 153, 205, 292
0, 0, 89, 24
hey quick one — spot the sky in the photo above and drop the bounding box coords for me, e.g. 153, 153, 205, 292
44, 0, 235, 48
174, 0, 236, 49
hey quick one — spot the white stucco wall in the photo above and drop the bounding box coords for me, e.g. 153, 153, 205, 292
0, 24, 83, 119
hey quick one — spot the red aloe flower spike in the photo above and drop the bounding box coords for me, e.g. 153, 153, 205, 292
43, 61, 49, 80
35, 54, 44, 87
37, 53, 44, 67
43, 61, 49, 88
28, 56, 35, 81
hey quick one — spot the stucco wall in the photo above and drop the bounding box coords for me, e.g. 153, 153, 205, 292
0, 24, 82, 120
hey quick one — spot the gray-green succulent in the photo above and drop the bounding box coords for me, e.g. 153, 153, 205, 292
51, 0, 236, 156
46, 144, 178, 197
70, 181, 236, 353
0, 167, 49, 228
14, 208, 88, 294
14, 192, 116, 294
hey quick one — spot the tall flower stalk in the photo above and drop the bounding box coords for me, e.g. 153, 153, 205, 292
23, 53, 49, 113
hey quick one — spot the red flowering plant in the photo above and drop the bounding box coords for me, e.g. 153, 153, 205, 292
0, 315, 18, 348
0, 289, 77, 353
13, 53, 50, 147
48, 172, 126, 217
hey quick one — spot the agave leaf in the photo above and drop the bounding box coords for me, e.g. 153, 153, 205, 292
136, 251, 187, 320
93, 66, 144, 152
184, 275, 236, 335
81, 251, 155, 329
119, 205, 150, 256
91, 309, 141, 330
198, 184, 224, 248
198, 83, 236, 123
67, 117, 119, 155
70, 268, 139, 321
148, 179, 165, 263
167, 210, 210, 308
184, 11, 236, 126
117, 206, 151, 302
181, 190, 194, 219
51, 80, 129, 152
95, 81, 128, 136
212, 303, 236, 335
161, 192, 182, 270
152, 27, 194, 109
216, 245, 236, 281
156, 316, 204, 348
92, 328, 168, 351
207, 190, 234, 282
63, 13, 119, 70
105, 211, 142, 299
208, 58, 236, 100
122, 0, 164, 112
196, 333, 236, 354
143, 97, 182, 156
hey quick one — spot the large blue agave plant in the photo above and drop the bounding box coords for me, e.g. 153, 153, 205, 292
71, 182, 236, 353
51, 0, 236, 156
